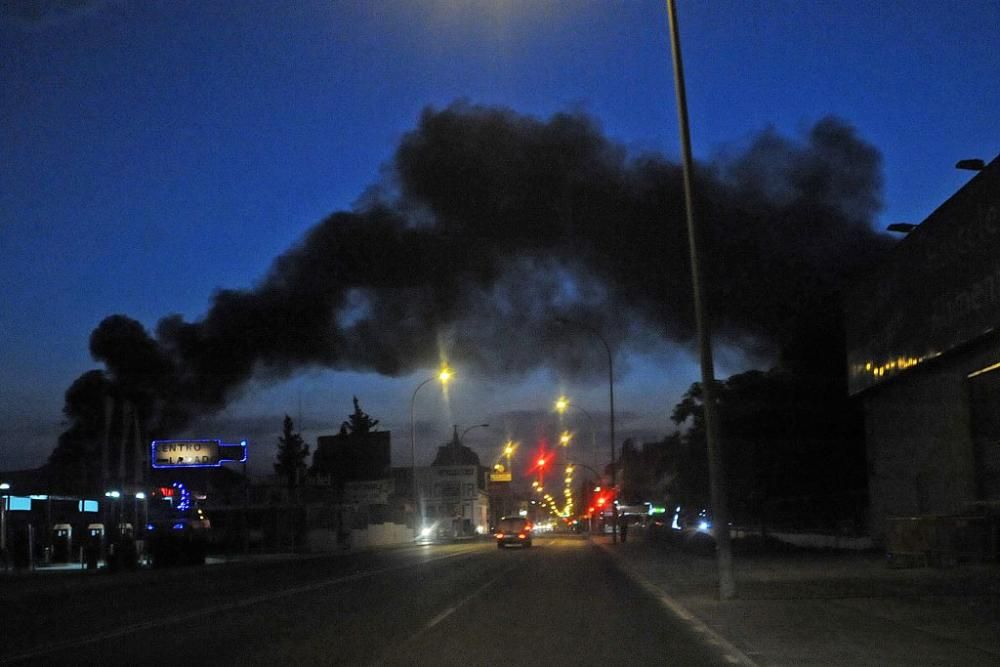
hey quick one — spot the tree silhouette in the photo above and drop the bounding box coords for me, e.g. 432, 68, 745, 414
274, 415, 309, 490
663, 367, 866, 529
340, 396, 379, 436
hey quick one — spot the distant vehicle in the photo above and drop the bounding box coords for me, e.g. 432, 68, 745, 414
495, 516, 532, 548
416, 521, 447, 544
146, 507, 210, 567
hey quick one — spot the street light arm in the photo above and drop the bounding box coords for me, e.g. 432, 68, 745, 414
459, 423, 489, 442
556, 459, 603, 481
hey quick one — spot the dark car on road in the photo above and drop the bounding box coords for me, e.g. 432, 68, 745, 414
495, 516, 532, 548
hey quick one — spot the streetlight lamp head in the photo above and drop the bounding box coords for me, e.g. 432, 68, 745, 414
0, 482, 9, 490
438, 368, 453, 383
555, 396, 569, 412
956, 158, 985, 171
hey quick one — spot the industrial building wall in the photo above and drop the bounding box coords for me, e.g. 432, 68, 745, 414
862, 339, 1000, 542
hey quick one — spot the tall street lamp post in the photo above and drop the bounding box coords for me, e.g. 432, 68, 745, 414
666, 0, 736, 599
410, 368, 452, 533
555, 317, 618, 543
457, 423, 489, 535
1, 482, 10, 568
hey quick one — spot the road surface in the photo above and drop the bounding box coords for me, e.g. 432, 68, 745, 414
2, 534, 730, 665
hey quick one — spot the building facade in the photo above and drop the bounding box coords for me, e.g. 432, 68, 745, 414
416, 465, 489, 537
312, 430, 391, 488
845, 156, 1000, 541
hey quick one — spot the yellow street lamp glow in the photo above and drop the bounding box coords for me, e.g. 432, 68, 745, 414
438, 368, 453, 383
555, 396, 569, 413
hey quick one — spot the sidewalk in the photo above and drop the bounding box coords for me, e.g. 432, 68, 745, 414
594, 533, 1000, 666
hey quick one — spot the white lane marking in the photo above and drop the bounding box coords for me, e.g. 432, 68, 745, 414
2, 547, 483, 664
595, 542, 759, 667
371, 562, 519, 666
422, 565, 515, 631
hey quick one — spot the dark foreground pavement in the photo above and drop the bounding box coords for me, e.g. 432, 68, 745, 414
596, 532, 1000, 666
1, 535, 733, 666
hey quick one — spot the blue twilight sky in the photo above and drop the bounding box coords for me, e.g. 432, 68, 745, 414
1, 0, 997, 475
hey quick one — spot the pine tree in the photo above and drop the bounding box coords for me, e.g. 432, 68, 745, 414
342, 396, 379, 436
274, 415, 310, 490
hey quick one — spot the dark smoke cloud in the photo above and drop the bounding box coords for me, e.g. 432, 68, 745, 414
4, 0, 123, 28
59, 102, 890, 450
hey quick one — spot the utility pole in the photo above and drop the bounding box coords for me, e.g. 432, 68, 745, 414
666, 0, 736, 599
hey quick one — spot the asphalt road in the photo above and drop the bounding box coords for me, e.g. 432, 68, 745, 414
2, 534, 730, 666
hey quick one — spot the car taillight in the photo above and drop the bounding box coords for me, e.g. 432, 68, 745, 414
496, 533, 504, 539
518, 533, 526, 539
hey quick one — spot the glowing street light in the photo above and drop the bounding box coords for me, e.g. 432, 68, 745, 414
554, 394, 601, 496
553, 318, 616, 542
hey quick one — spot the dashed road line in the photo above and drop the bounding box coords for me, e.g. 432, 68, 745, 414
370, 562, 519, 666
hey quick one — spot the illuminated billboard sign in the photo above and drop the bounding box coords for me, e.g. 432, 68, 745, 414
846, 158, 1000, 394
151, 439, 248, 468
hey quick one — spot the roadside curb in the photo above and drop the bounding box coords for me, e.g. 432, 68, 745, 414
594, 541, 758, 667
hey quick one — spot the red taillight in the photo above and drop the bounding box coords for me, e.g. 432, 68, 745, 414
496, 533, 504, 539
518, 533, 526, 539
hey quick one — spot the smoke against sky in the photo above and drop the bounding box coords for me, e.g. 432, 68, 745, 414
2, 0, 995, 472
76, 103, 889, 452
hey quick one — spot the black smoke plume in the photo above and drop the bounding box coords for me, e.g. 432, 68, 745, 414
51, 102, 890, 473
